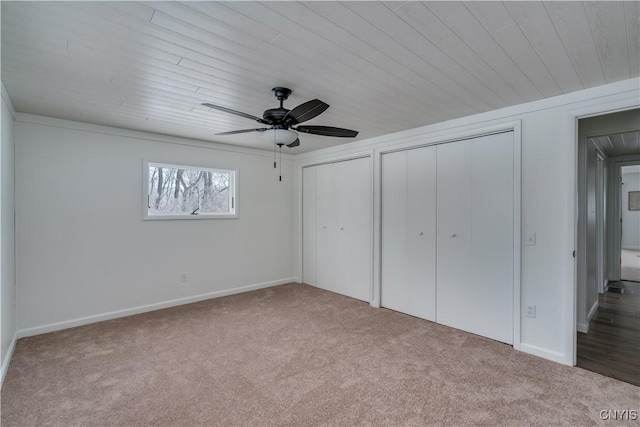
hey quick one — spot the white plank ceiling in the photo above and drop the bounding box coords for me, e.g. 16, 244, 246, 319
2, 1, 639, 153
590, 130, 640, 157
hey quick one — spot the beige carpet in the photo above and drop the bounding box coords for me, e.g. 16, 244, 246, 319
621, 249, 640, 282
2, 283, 639, 426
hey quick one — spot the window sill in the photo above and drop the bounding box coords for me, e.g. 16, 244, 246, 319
143, 213, 239, 221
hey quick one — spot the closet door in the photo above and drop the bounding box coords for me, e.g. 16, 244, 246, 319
306, 158, 371, 301
316, 163, 336, 294
333, 158, 371, 301
302, 166, 317, 286
381, 146, 436, 321
436, 132, 514, 344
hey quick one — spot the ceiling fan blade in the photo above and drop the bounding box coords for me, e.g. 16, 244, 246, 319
295, 125, 358, 138
284, 99, 329, 124
215, 128, 268, 136
202, 103, 271, 125
286, 138, 300, 148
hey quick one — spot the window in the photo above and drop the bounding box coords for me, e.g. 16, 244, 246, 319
144, 161, 237, 219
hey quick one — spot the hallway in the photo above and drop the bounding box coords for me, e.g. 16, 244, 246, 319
621, 249, 640, 283
577, 281, 640, 386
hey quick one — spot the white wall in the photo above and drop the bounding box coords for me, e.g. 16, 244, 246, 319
1, 84, 17, 382
15, 115, 294, 335
293, 78, 640, 366
621, 170, 640, 250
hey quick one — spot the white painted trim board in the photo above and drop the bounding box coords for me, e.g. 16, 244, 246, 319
519, 343, 567, 365
577, 300, 599, 334
577, 323, 589, 334
587, 300, 598, 323
1, 83, 16, 119
1, 81, 17, 387
0, 332, 17, 386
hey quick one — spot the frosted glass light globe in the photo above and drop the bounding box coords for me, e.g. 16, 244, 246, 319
263, 129, 298, 145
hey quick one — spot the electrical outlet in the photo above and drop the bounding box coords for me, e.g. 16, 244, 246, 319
526, 232, 536, 246
180, 272, 188, 283
525, 305, 536, 318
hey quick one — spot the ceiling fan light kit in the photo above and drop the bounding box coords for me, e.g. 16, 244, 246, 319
263, 128, 298, 145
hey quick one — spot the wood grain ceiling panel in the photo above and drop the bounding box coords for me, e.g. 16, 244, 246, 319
425, 2, 561, 99
1, 1, 637, 153
503, 1, 584, 93
261, 2, 475, 117
332, 1, 517, 107
149, 4, 415, 129
393, 1, 539, 102
541, 2, 606, 88
224, 1, 458, 124
583, 1, 632, 83
345, 1, 524, 106
624, 1, 640, 77
465, 1, 563, 98
157, 1, 432, 132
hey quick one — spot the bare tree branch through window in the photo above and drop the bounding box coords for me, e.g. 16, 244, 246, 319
147, 162, 235, 217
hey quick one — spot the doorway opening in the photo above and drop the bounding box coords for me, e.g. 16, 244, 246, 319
620, 165, 640, 283
576, 110, 640, 386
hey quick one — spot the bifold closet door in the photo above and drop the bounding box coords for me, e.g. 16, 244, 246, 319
302, 166, 317, 286
436, 132, 514, 344
315, 163, 335, 294
331, 158, 371, 301
308, 158, 371, 302
381, 147, 436, 321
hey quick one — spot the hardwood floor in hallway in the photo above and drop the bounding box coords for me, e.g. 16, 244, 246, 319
577, 281, 640, 386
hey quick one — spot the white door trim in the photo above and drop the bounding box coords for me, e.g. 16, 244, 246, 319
596, 153, 606, 295
567, 102, 640, 366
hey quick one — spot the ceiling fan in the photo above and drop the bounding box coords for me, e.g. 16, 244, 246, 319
201, 87, 358, 149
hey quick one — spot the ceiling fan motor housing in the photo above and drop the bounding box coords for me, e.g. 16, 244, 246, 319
263, 108, 290, 125
264, 87, 293, 124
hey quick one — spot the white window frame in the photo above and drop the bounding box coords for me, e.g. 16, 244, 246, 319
143, 159, 238, 220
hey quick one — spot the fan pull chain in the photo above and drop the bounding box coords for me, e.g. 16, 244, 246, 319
273, 133, 277, 169
277, 143, 283, 182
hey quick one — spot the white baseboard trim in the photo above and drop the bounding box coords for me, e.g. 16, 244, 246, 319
577, 300, 599, 334
577, 323, 589, 334
17, 277, 298, 339
587, 300, 599, 323
519, 343, 570, 365
621, 245, 640, 251
1, 332, 18, 386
